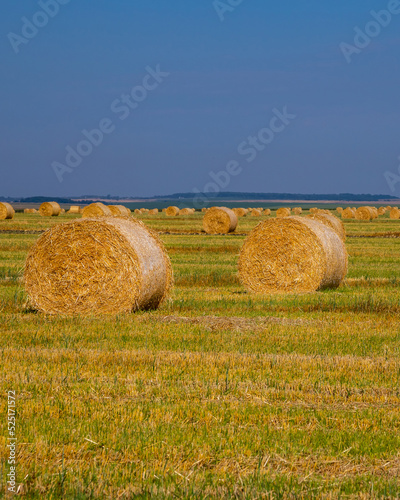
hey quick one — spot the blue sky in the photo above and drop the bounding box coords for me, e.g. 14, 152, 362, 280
1, 0, 400, 197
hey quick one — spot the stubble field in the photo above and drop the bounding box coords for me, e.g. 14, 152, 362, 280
1, 210, 400, 499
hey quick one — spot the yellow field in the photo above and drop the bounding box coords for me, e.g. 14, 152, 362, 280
1, 210, 400, 498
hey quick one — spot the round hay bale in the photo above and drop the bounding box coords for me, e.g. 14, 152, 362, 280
263, 209, 271, 216
180, 208, 193, 215
378, 207, 386, 216
238, 217, 348, 294
24, 217, 173, 316
117, 205, 131, 216
68, 206, 81, 214
309, 207, 319, 214
203, 207, 238, 234
24, 208, 38, 214
276, 207, 291, 218
148, 209, 159, 215
232, 208, 247, 217
386, 206, 392, 211
307, 213, 346, 241
0, 202, 15, 220
201, 208, 207, 213
292, 207, 302, 215
108, 205, 124, 216
341, 208, 356, 219
250, 209, 262, 217
390, 208, 400, 219
60, 209, 66, 214
82, 203, 112, 218
39, 202, 61, 217
355, 206, 374, 221
134, 209, 141, 215
166, 206, 179, 216
336, 207, 343, 214
370, 207, 378, 219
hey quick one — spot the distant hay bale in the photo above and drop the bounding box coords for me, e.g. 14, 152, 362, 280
39, 202, 61, 217
263, 209, 271, 216
386, 206, 392, 211
355, 206, 374, 221
166, 206, 180, 216
203, 207, 238, 234
0, 202, 15, 220
60, 209, 66, 214
378, 207, 386, 216
341, 208, 356, 219
276, 208, 291, 218
292, 207, 302, 215
250, 209, 262, 216
336, 207, 343, 214
370, 207, 378, 219
201, 208, 207, 213
233, 208, 247, 217
309, 207, 319, 214
180, 208, 194, 215
24, 217, 173, 316
108, 205, 131, 217
390, 208, 400, 219
134, 209, 141, 215
148, 209, 159, 215
24, 208, 37, 214
238, 217, 348, 294
68, 206, 81, 214
82, 203, 112, 218
307, 213, 346, 241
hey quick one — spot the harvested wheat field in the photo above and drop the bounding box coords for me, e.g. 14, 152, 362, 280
1, 209, 400, 498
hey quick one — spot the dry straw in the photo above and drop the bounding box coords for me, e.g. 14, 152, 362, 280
24, 217, 173, 316
390, 207, 400, 219
166, 206, 180, 216
309, 207, 319, 214
378, 207, 387, 216
203, 207, 238, 234
341, 208, 356, 219
307, 213, 346, 241
233, 208, 248, 217
82, 203, 112, 218
108, 205, 131, 216
292, 207, 302, 215
134, 209, 141, 214
179, 208, 194, 215
68, 206, 81, 214
239, 216, 348, 294
24, 208, 37, 214
250, 209, 262, 216
39, 202, 61, 217
355, 206, 374, 221
276, 207, 291, 218
336, 207, 343, 214
0, 202, 15, 220
148, 209, 159, 215
263, 209, 271, 216
370, 207, 378, 219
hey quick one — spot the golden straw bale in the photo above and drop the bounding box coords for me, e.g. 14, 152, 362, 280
390, 208, 400, 219
166, 206, 180, 216
118, 205, 131, 216
108, 205, 124, 216
134, 209, 141, 215
68, 206, 81, 214
24, 217, 173, 316
276, 207, 291, 218
82, 203, 112, 218
263, 209, 271, 216
336, 207, 343, 214
378, 207, 386, 216
39, 202, 61, 217
292, 207, 302, 215
238, 217, 348, 294
386, 206, 392, 211
250, 209, 262, 216
203, 207, 238, 234
370, 207, 378, 219
60, 209, 66, 214
179, 208, 193, 215
341, 208, 356, 219
148, 209, 159, 215
201, 208, 207, 212
355, 206, 374, 221
309, 207, 319, 214
232, 208, 247, 217
307, 213, 346, 241
24, 208, 38, 214
0, 202, 15, 220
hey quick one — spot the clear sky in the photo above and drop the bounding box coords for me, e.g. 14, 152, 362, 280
1, 0, 400, 198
